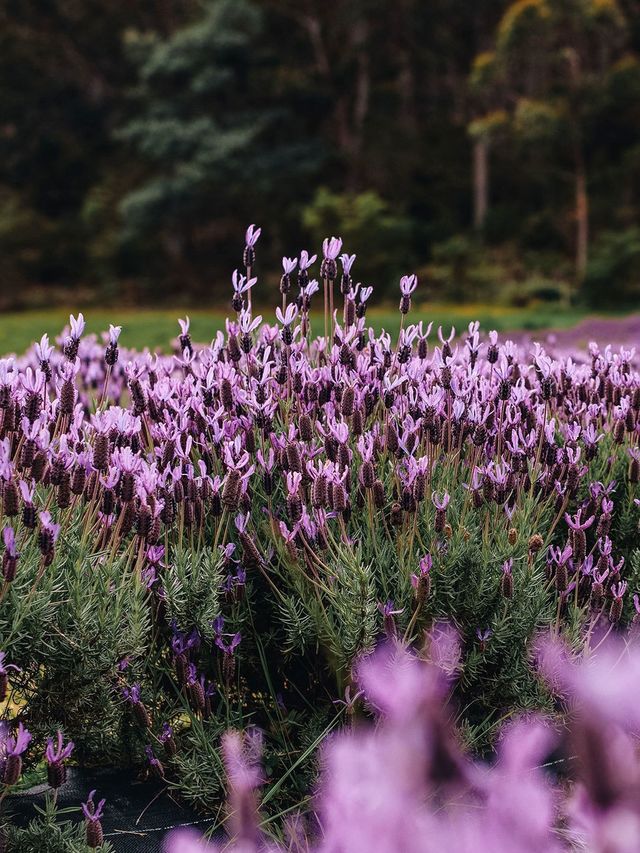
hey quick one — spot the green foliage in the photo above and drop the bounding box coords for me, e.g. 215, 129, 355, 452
502, 276, 571, 308
470, 0, 633, 290
169, 716, 227, 812
163, 547, 224, 639
513, 99, 564, 142
119, 0, 264, 235
497, 0, 551, 53
4, 796, 114, 852
584, 227, 640, 306
302, 189, 414, 297
0, 527, 151, 762
468, 109, 509, 140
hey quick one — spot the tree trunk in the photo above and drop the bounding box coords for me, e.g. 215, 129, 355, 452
473, 136, 489, 231
348, 17, 370, 189
574, 146, 588, 286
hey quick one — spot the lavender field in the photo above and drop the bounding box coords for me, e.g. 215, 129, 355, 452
0, 231, 639, 852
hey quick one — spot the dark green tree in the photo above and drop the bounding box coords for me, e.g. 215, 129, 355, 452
118, 0, 325, 297
471, 0, 629, 292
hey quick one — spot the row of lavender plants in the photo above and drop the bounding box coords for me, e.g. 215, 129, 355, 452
0, 227, 638, 849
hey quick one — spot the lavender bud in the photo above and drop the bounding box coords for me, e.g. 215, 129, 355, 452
390, 502, 403, 527
59, 380, 76, 415
3, 755, 22, 786
610, 596, 623, 624
222, 470, 241, 510
3, 481, 18, 517
373, 480, 385, 509
93, 434, 110, 472
133, 701, 152, 729
86, 820, 104, 849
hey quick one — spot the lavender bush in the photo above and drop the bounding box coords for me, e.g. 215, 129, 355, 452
0, 226, 637, 846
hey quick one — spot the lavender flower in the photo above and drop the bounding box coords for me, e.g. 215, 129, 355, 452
122, 683, 152, 728
476, 627, 492, 652
411, 553, 432, 603
2, 526, 19, 582
244, 224, 261, 249
399, 274, 418, 314
45, 730, 74, 789
3, 722, 31, 785
82, 790, 106, 849
322, 236, 342, 261
63, 313, 85, 360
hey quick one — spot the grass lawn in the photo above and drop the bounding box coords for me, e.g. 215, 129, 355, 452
0, 303, 600, 355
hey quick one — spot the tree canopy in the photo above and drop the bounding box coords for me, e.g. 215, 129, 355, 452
1, 0, 640, 307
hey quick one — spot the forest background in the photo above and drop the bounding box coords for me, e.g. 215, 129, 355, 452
1, 0, 640, 314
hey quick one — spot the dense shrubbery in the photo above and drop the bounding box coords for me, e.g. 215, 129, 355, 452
0, 231, 638, 848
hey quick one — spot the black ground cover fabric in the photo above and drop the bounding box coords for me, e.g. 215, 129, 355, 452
8, 767, 213, 852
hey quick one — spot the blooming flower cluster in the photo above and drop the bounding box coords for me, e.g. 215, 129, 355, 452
0, 229, 638, 842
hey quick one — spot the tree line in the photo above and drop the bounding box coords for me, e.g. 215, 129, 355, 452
1, 0, 640, 308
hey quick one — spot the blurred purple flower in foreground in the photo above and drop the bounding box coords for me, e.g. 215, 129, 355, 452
167, 628, 640, 853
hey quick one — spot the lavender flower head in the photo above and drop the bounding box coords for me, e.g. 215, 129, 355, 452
244, 224, 261, 248
299, 250, 317, 271
82, 788, 106, 849
411, 553, 433, 600
322, 236, 342, 260
45, 730, 74, 765
82, 790, 106, 823
35, 333, 54, 363
68, 313, 85, 340
399, 274, 418, 297
0, 652, 20, 678
6, 722, 31, 757
3, 526, 18, 559
45, 729, 74, 788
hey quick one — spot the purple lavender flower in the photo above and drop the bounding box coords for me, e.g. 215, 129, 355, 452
45, 730, 74, 789
411, 553, 432, 602
215, 632, 242, 656
221, 730, 262, 847
82, 790, 106, 849
244, 224, 261, 248
299, 250, 317, 271
333, 685, 365, 715
377, 600, 403, 638
144, 745, 164, 779
122, 683, 152, 728
34, 333, 54, 364
159, 722, 174, 744
276, 302, 297, 326
322, 236, 342, 261
282, 256, 297, 275
3, 722, 31, 785
432, 491, 450, 534
2, 526, 19, 582
399, 274, 418, 297
476, 627, 492, 652
501, 558, 514, 599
